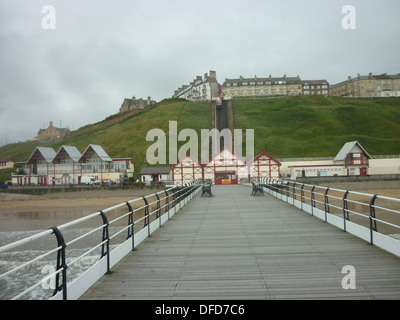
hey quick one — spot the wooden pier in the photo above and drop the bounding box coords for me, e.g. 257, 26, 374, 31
81, 185, 400, 300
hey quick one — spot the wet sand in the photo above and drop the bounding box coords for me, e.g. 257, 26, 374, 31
0, 189, 162, 231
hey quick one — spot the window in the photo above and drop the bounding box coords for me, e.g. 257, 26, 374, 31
242, 82, 248, 85
249, 82, 255, 85
258, 82, 264, 85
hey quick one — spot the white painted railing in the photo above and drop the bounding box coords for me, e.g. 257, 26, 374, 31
258, 178, 400, 257
0, 182, 200, 300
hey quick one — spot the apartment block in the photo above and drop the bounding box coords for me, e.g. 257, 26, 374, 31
222, 74, 303, 98
330, 72, 400, 97
172, 70, 219, 101
302, 80, 329, 95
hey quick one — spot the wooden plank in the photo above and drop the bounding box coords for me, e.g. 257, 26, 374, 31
81, 185, 400, 300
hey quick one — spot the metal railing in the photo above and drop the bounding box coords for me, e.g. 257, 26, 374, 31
0, 182, 200, 300
258, 178, 400, 257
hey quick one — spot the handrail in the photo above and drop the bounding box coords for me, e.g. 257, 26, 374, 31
0, 182, 200, 300
261, 178, 400, 255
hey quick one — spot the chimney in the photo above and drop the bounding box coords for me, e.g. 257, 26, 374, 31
357, 73, 361, 79
283, 74, 287, 79
209, 70, 216, 79
348, 76, 352, 81
240, 75, 243, 80
369, 72, 373, 78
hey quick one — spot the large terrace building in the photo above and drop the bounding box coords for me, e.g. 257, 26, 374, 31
222, 74, 303, 97
330, 72, 400, 97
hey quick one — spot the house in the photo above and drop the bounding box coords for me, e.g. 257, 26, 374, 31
15, 147, 57, 185
333, 141, 371, 176
286, 141, 372, 179
0, 159, 15, 170
172, 70, 219, 101
203, 147, 248, 185
140, 166, 172, 184
119, 96, 156, 113
12, 144, 134, 185
51, 145, 82, 185
36, 121, 70, 141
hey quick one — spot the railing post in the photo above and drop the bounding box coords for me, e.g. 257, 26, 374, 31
51, 226, 67, 300
143, 196, 150, 236
324, 188, 330, 222
343, 191, 349, 232
155, 193, 161, 228
165, 190, 170, 220
125, 201, 135, 251
99, 210, 112, 275
369, 194, 378, 245
311, 185, 316, 216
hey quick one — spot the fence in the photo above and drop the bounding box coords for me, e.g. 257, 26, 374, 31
259, 178, 400, 257
0, 182, 200, 300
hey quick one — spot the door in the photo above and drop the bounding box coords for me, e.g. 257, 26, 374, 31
360, 168, 367, 177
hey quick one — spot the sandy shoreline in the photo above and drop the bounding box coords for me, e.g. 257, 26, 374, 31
0, 189, 163, 231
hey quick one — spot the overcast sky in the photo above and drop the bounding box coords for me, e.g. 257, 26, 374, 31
1, 0, 399, 146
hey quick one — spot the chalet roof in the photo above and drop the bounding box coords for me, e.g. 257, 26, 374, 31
53, 146, 82, 163
79, 144, 112, 162
140, 167, 171, 175
334, 141, 372, 161
27, 147, 56, 164
249, 151, 281, 166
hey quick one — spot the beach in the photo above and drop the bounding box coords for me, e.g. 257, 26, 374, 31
0, 188, 163, 232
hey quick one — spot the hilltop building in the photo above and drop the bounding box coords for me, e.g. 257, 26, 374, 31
302, 80, 329, 95
222, 74, 304, 97
36, 121, 70, 141
172, 70, 219, 101
119, 96, 156, 113
330, 72, 400, 97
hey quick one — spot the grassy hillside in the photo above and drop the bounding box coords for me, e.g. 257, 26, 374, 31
233, 96, 400, 158
0, 101, 211, 176
0, 96, 399, 179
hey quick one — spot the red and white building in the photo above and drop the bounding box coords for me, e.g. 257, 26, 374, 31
285, 141, 372, 179
168, 147, 281, 185
171, 155, 203, 185
248, 151, 281, 179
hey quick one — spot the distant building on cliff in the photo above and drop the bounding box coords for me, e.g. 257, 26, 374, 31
119, 96, 156, 113
36, 121, 70, 141
172, 70, 219, 101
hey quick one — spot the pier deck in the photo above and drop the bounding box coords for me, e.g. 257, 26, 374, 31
81, 185, 400, 300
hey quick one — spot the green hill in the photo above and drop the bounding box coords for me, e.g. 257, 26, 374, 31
233, 95, 400, 158
1, 96, 400, 179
